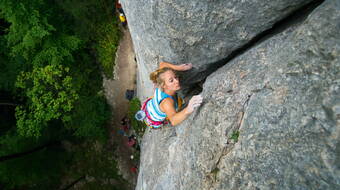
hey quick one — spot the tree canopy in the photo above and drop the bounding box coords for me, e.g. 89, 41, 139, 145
0, 0, 119, 138
0, 0, 124, 188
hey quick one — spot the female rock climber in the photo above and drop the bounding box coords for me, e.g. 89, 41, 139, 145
140, 61, 203, 128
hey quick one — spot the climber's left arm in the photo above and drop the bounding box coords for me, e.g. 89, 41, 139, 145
159, 61, 192, 71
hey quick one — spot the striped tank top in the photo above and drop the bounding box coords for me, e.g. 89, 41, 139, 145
145, 88, 178, 124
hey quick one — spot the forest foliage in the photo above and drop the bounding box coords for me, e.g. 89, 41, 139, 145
0, 0, 123, 189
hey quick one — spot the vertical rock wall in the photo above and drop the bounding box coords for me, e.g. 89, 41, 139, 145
121, 0, 314, 99
121, 0, 340, 189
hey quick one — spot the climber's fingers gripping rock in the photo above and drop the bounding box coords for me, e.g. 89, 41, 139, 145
186, 95, 203, 114
178, 63, 193, 71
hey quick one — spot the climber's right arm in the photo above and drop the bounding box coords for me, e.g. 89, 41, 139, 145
160, 95, 203, 126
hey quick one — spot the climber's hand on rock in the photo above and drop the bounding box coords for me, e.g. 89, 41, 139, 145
178, 63, 192, 71
186, 95, 203, 114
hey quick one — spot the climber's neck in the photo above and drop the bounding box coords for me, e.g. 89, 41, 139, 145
163, 89, 176, 96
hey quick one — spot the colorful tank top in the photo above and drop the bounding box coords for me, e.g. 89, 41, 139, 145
145, 88, 178, 124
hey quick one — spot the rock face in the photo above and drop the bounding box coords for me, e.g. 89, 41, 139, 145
132, 0, 340, 189
121, 0, 314, 99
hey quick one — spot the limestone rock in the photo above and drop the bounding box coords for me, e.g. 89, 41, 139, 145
135, 0, 340, 189
121, 0, 313, 99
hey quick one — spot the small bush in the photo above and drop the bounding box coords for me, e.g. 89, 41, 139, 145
230, 131, 240, 143
127, 98, 146, 138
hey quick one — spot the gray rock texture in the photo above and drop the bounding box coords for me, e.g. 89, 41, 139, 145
135, 0, 340, 189
121, 0, 314, 99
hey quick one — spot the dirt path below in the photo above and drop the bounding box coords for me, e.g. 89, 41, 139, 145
103, 28, 138, 189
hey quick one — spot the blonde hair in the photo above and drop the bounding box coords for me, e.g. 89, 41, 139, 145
149, 67, 176, 88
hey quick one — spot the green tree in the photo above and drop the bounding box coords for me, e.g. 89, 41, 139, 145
0, 0, 122, 188
1, 0, 82, 137
0, 0, 114, 138
59, 0, 121, 77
